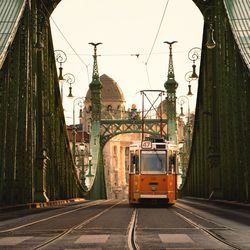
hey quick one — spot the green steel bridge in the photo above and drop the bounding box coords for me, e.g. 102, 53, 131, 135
0, 0, 249, 205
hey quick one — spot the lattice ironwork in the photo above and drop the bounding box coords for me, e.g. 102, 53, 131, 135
100, 119, 168, 145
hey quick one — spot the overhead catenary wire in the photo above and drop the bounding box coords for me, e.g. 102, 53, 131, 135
41, 0, 91, 83
134, 0, 170, 91
145, 0, 170, 65
64, 50, 186, 57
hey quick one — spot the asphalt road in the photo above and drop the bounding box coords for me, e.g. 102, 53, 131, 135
0, 198, 249, 249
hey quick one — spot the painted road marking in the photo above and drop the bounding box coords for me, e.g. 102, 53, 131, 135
0, 236, 32, 245
75, 234, 110, 244
159, 234, 194, 243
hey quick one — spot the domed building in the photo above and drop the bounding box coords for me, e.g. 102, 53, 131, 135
84, 74, 126, 120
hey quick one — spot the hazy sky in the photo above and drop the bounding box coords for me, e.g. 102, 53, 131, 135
50, 0, 203, 124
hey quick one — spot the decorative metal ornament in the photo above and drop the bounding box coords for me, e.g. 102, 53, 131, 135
187, 84, 193, 96
63, 73, 75, 98
206, 24, 216, 49
54, 50, 67, 81
188, 47, 201, 80
184, 71, 194, 96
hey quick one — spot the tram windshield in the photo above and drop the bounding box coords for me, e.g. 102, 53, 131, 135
140, 150, 166, 173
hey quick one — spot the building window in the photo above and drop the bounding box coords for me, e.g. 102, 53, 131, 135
125, 147, 129, 156
113, 145, 117, 155
107, 105, 112, 112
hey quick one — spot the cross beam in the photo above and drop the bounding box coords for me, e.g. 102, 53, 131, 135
100, 119, 168, 145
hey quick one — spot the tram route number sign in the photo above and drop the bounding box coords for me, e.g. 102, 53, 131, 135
141, 141, 152, 149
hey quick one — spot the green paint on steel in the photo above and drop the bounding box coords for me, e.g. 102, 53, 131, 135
100, 118, 168, 146
164, 41, 178, 144
87, 121, 106, 199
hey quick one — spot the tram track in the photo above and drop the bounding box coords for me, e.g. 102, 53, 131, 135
0, 200, 248, 249
175, 204, 247, 250
0, 200, 123, 250
31, 200, 123, 250
127, 208, 139, 250
0, 200, 105, 233
127, 204, 248, 250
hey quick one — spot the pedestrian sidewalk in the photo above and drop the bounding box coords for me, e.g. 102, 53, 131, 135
181, 196, 250, 210
0, 198, 85, 212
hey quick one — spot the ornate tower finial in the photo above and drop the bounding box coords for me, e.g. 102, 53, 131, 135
89, 42, 102, 80
164, 41, 178, 81
164, 41, 178, 143
89, 42, 103, 121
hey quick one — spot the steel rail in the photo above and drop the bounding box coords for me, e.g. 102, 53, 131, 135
0, 200, 108, 233
127, 208, 140, 250
32, 200, 123, 250
175, 203, 234, 230
174, 206, 246, 250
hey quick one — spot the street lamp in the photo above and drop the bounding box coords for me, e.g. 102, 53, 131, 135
72, 97, 85, 162
202, 4, 216, 49
79, 142, 87, 185
177, 95, 191, 151
185, 71, 194, 96
206, 24, 216, 49
178, 139, 186, 185
177, 95, 192, 186
86, 154, 93, 177
188, 47, 201, 80
54, 50, 67, 81
63, 73, 75, 99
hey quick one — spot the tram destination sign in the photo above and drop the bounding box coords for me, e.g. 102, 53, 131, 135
141, 141, 152, 149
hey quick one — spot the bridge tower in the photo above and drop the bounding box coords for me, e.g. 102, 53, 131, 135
88, 42, 107, 199
89, 42, 103, 121
164, 41, 178, 144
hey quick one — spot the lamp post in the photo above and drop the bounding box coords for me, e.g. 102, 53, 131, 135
54, 50, 67, 81
202, 4, 216, 49
177, 95, 191, 183
86, 154, 93, 177
188, 47, 201, 80
54, 50, 67, 102
62, 73, 75, 101
79, 142, 87, 185
206, 24, 216, 49
177, 95, 191, 150
72, 97, 85, 162
185, 71, 194, 96
178, 140, 186, 185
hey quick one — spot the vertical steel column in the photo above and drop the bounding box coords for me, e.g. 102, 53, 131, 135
88, 42, 106, 199
34, 0, 49, 202
15, 8, 31, 204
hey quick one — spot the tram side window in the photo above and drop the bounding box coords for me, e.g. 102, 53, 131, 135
168, 150, 177, 173
130, 150, 139, 174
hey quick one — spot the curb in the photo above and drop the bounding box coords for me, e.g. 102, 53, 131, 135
181, 196, 250, 210
0, 198, 85, 212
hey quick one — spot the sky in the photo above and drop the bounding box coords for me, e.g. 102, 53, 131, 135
50, 0, 204, 125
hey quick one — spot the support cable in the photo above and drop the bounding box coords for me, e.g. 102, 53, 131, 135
145, 0, 170, 65
144, 0, 170, 90
41, 0, 90, 83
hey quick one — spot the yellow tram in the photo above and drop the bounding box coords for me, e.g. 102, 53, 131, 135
128, 139, 178, 205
